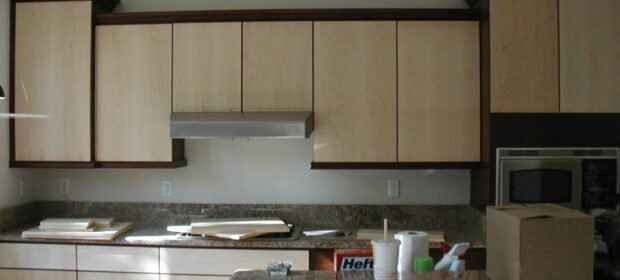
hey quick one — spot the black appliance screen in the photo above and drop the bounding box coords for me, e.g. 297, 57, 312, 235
510, 169, 572, 203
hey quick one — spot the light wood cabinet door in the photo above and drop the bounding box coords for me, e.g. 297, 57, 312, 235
14, 1, 91, 162
0, 269, 76, 280
560, 0, 620, 112
0, 243, 76, 270
398, 21, 480, 162
490, 0, 559, 112
78, 272, 159, 280
242, 22, 313, 112
314, 21, 397, 162
173, 22, 241, 112
96, 24, 173, 162
160, 248, 309, 275
77, 245, 159, 273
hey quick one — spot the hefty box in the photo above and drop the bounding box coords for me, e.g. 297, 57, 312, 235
487, 204, 594, 280
334, 249, 373, 271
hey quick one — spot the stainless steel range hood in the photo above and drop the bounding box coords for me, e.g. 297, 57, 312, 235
171, 112, 313, 139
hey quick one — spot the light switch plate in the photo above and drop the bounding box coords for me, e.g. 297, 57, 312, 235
388, 180, 400, 198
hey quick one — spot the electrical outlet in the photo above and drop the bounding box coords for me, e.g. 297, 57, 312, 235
59, 179, 70, 194
388, 180, 400, 198
162, 181, 173, 197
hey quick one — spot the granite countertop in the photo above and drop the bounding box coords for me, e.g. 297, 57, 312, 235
0, 224, 485, 249
230, 270, 488, 280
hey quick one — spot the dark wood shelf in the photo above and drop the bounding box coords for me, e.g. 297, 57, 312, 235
96, 160, 188, 169
311, 161, 481, 170
95, 9, 482, 25
9, 161, 96, 169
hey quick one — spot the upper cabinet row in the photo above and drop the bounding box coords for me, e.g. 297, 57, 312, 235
172, 22, 312, 113
12, 0, 480, 167
172, 21, 480, 163
491, 0, 620, 113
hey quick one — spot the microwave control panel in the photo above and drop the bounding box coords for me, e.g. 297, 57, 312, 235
582, 159, 618, 209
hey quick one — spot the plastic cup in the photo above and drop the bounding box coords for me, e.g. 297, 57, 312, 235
413, 256, 434, 273
371, 239, 400, 280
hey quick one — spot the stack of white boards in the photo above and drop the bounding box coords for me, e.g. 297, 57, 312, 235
167, 217, 290, 240
22, 218, 133, 240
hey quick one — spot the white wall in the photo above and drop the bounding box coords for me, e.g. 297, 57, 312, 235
0, 0, 37, 207
38, 139, 470, 204
29, 0, 473, 205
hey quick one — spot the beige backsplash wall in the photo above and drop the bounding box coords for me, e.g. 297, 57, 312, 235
12, 0, 472, 205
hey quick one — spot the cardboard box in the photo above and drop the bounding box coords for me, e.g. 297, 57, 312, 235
486, 204, 594, 280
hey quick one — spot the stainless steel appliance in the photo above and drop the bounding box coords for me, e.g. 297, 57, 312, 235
496, 147, 619, 210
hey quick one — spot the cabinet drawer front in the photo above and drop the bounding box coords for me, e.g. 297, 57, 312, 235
0, 243, 76, 270
78, 272, 159, 280
161, 275, 229, 280
0, 269, 76, 280
77, 245, 159, 273
160, 248, 309, 275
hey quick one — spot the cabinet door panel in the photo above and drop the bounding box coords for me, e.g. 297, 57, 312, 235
243, 22, 313, 112
0, 243, 76, 270
14, 1, 91, 162
173, 22, 241, 112
161, 275, 229, 280
490, 0, 559, 112
160, 248, 309, 275
77, 245, 159, 273
314, 21, 397, 162
78, 272, 159, 280
560, 0, 620, 112
96, 24, 173, 162
398, 21, 480, 162
0, 269, 76, 280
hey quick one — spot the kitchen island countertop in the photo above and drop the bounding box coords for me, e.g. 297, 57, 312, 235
230, 270, 488, 280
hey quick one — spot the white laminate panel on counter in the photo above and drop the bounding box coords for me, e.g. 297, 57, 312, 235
78, 272, 159, 280
0, 269, 76, 280
77, 245, 159, 273
0, 243, 76, 270
160, 248, 309, 275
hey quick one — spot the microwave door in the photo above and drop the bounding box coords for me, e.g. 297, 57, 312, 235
499, 160, 582, 209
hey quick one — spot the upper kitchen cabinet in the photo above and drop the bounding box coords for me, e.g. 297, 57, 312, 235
12, 1, 92, 167
398, 21, 480, 162
490, 0, 559, 113
173, 22, 241, 112
242, 22, 313, 112
96, 24, 186, 167
313, 21, 397, 163
560, 0, 620, 113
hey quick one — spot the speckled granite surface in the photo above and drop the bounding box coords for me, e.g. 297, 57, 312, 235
0, 201, 485, 249
0, 202, 38, 233
230, 271, 488, 280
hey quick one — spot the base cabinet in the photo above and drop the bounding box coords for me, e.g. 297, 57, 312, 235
0, 269, 76, 280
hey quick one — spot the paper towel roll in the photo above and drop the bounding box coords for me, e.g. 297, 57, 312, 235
395, 231, 429, 272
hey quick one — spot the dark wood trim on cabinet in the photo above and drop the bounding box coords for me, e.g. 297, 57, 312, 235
311, 162, 481, 170
96, 160, 188, 169
95, 9, 482, 25
9, 0, 16, 164
9, 161, 96, 168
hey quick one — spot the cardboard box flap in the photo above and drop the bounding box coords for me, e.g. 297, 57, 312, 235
492, 204, 589, 220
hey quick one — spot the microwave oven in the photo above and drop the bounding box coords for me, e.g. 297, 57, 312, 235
496, 147, 619, 210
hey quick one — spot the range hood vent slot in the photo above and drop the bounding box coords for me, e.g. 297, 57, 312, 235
170, 112, 313, 139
